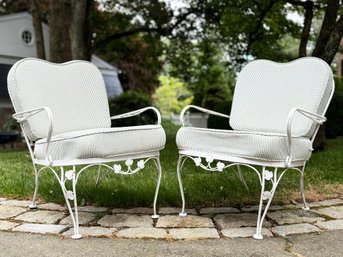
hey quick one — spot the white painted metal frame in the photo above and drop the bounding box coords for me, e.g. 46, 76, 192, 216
177, 84, 334, 239
13, 106, 163, 240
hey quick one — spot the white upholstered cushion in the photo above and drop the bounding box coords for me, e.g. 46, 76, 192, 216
8, 58, 110, 141
230, 57, 333, 137
176, 127, 312, 162
34, 125, 166, 161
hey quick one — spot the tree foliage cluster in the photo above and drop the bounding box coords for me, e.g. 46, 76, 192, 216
153, 75, 193, 115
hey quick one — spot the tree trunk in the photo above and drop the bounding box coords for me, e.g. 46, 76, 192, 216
311, 1, 341, 150
48, 0, 72, 62
312, 0, 339, 58
298, 1, 313, 57
322, 15, 343, 64
313, 125, 326, 151
48, 0, 65, 62
69, 0, 91, 60
31, 0, 46, 59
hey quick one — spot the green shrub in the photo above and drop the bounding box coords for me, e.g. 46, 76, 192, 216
2, 115, 19, 131
153, 75, 193, 115
108, 90, 157, 127
207, 101, 233, 130
326, 91, 343, 139
334, 77, 343, 91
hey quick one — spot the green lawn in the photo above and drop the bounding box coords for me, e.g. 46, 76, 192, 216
0, 120, 342, 209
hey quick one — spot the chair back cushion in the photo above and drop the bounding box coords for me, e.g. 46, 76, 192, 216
230, 57, 334, 137
8, 58, 111, 141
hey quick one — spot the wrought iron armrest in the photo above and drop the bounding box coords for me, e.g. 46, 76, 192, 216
110, 106, 162, 125
285, 108, 326, 166
180, 105, 230, 127
12, 107, 54, 165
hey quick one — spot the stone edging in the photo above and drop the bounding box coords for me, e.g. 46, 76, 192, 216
1, 197, 343, 240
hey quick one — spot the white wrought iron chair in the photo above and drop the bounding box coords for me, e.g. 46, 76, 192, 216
7, 58, 166, 239
176, 57, 334, 239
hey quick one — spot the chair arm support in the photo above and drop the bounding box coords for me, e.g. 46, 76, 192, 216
12, 107, 54, 166
285, 108, 326, 167
110, 106, 162, 125
180, 105, 230, 127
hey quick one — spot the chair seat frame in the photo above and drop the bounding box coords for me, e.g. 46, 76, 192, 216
13, 107, 163, 239
177, 96, 333, 239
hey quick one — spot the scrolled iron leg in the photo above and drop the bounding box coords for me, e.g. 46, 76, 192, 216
254, 167, 280, 240
300, 165, 310, 211
71, 166, 81, 239
253, 167, 266, 240
177, 156, 187, 218
151, 157, 162, 219
60, 166, 82, 240
29, 164, 39, 209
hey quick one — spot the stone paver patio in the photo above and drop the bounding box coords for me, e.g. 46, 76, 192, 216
1, 197, 343, 240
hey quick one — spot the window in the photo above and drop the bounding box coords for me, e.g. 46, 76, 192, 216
21, 30, 33, 45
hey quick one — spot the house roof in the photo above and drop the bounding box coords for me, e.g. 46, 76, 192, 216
91, 55, 119, 72
0, 11, 49, 30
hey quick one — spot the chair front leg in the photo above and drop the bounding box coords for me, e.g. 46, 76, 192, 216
254, 167, 281, 240
59, 166, 82, 240
254, 166, 267, 239
177, 155, 187, 217
29, 163, 40, 209
300, 164, 310, 211
151, 157, 162, 219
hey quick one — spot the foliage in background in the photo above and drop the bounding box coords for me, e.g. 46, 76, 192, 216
153, 75, 193, 116
92, 8, 165, 93
2, 117, 18, 131
108, 90, 156, 126
1, 0, 342, 94
164, 0, 342, 76
207, 101, 233, 130
0, 0, 342, 142
326, 78, 343, 139
1, 0, 341, 77
216, 1, 301, 67
168, 40, 234, 109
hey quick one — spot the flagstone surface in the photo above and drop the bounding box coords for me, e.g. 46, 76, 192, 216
1, 197, 343, 241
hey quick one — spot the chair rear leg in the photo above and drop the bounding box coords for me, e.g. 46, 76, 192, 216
177, 155, 187, 217
29, 164, 39, 209
151, 157, 162, 219
235, 165, 249, 191
300, 164, 310, 210
95, 165, 102, 187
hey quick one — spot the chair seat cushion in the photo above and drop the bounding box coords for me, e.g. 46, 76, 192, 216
34, 125, 166, 161
176, 127, 312, 163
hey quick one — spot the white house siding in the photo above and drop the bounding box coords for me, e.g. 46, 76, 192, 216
0, 12, 123, 113
0, 12, 50, 61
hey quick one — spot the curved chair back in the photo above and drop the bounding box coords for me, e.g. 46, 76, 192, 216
230, 57, 334, 137
8, 58, 111, 141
